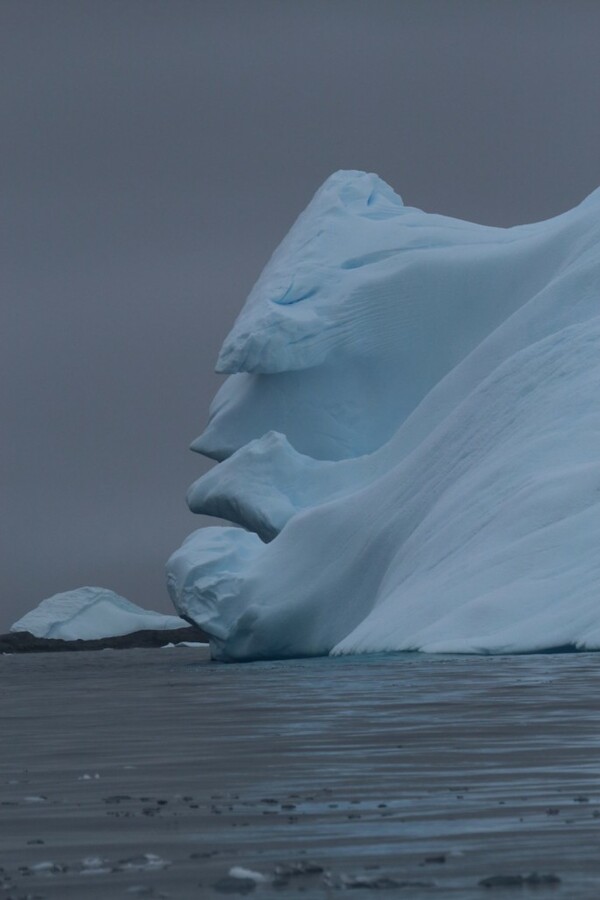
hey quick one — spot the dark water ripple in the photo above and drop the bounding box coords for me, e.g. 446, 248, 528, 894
1, 650, 599, 897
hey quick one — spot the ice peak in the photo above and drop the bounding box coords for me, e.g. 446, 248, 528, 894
309, 169, 404, 215
214, 170, 406, 377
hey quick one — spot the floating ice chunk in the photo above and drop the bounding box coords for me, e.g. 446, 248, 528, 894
229, 866, 269, 883
80, 856, 111, 875
116, 854, 170, 871
178, 641, 208, 647
28, 860, 67, 874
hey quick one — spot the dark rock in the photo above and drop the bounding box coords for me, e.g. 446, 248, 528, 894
274, 861, 324, 877
340, 874, 433, 889
213, 876, 256, 894
0, 626, 207, 654
479, 872, 561, 888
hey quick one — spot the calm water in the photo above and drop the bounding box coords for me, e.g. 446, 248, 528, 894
1, 649, 600, 897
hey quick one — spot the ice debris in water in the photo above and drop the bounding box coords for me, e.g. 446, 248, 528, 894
167, 169, 600, 661
229, 866, 269, 883
80, 856, 112, 875
116, 854, 171, 871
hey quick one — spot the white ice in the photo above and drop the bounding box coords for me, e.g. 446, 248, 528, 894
11, 586, 187, 640
167, 170, 600, 660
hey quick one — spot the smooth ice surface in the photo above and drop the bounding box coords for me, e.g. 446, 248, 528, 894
11, 587, 186, 640
168, 170, 600, 661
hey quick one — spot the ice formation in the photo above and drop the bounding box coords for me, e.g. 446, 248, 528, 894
11, 587, 186, 641
167, 170, 600, 661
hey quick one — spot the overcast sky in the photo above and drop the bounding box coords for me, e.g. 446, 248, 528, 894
2, 0, 600, 631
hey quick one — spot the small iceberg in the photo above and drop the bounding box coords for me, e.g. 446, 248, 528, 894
11, 586, 187, 641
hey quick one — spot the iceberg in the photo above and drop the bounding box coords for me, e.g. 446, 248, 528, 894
167, 170, 600, 661
11, 587, 187, 641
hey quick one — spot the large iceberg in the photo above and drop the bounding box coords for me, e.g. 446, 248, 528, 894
167, 170, 600, 661
11, 587, 187, 641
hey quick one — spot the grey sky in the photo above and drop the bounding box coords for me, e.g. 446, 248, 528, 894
2, 0, 600, 630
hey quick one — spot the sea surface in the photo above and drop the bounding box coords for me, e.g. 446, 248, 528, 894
1, 649, 600, 898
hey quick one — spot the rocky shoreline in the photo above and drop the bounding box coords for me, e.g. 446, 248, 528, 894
0, 625, 208, 654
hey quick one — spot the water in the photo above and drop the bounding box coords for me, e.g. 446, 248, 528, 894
1, 649, 599, 897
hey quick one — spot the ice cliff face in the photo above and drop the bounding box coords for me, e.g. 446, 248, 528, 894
167, 170, 600, 661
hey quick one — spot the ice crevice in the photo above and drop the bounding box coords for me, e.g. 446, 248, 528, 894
167, 169, 600, 661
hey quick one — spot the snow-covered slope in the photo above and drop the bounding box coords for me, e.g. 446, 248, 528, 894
167, 170, 600, 661
11, 587, 187, 641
